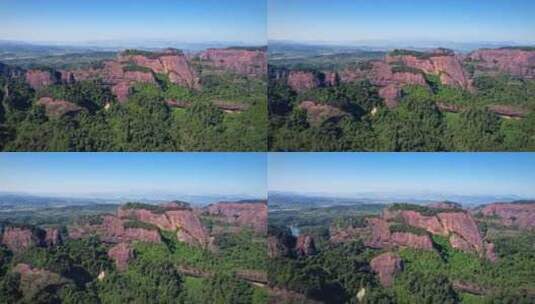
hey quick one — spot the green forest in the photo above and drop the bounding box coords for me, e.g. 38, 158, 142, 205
0, 67, 267, 152
269, 71, 535, 151
0, 221, 268, 303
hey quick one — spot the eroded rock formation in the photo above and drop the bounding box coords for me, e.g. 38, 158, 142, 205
295, 234, 316, 256
108, 242, 134, 272
479, 201, 535, 230
204, 200, 267, 234
370, 252, 402, 287
298, 100, 348, 125
199, 47, 267, 76
36, 97, 83, 118
25, 69, 58, 90
468, 48, 535, 78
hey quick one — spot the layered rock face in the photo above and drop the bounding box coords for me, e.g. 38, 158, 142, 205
25, 69, 58, 90
340, 60, 428, 108
370, 252, 402, 287
479, 202, 535, 230
36, 97, 83, 118
68, 214, 162, 244
117, 203, 209, 247
385, 51, 473, 91
199, 48, 267, 77
13, 263, 67, 295
287, 71, 320, 93
1, 226, 59, 253
108, 242, 134, 271
333, 204, 496, 261
119, 49, 200, 89
295, 234, 316, 256
366, 217, 434, 250
204, 200, 267, 234
298, 100, 348, 125
468, 48, 535, 78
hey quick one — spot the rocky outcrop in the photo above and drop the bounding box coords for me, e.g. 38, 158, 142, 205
340, 60, 428, 108
36, 97, 83, 118
298, 100, 348, 126
366, 218, 434, 250
287, 71, 319, 93
467, 48, 535, 78
25, 69, 58, 90
1, 226, 43, 253
204, 200, 267, 234
386, 50, 473, 91
0, 225, 59, 253
108, 242, 134, 272
118, 202, 209, 247
268, 236, 290, 258
437, 212, 483, 252
429, 201, 462, 210
479, 201, 535, 230
119, 49, 200, 89
370, 252, 402, 287
13, 263, 68, 297
199, 48, 267, 77
295, 234, 316, 256
44, 228, 62, 247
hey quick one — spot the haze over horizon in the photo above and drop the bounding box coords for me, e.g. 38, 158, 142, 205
268, 0, 535, 45
0, 0, 266, 45
0, 153, 267, 198
268, 153, 535, 198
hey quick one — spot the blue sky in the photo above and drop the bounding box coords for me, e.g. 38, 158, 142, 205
268, 153, 535, 197
0, 0, 266, 44
0, 153, 266, 197
268, 0, 535, 43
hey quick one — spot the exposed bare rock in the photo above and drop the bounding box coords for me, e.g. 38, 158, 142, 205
108, 242, 134, 271
386, 50, 473, 90
298, 100, 348, 125
370, 252, 402, 287
340, 60, 427, 108
365, 218, 433, 250
13, 263, 68, 298
437, 212, 484, 253
204, 200, 267, 234
486, 105, 528, 119
119, 49, 200, 89
44, 228, 62, 247
467, 48, 535, 78
396, 210, 448, 236
1, 227, 44, 253
479, 202, 535, 230
323, 71, 338, 86
118, 203, 210, 247
268, 236, 290, 258
111, 82, 131, 103
485, 242, 498, 263
390, 232, 434, 250
199, 48, 267, 76
25, 69, 57, 90
36, 97, 83, 117
287, 71, 319, 93
295, 234, 316, 256
428, 201, 463, 210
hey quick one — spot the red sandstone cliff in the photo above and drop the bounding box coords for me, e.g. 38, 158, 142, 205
204, 200, 267, 234
295, 234, 316, 256
25, 69, 58, 90
370, 252, 402, 287
36, 97, 83, 118
468, 48, 535, 78
199, 48, 267, 77
479, 202, 535, 230
108, 242, 134, 272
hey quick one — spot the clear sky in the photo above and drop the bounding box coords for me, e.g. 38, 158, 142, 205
0, 153, 266, 197
0, 0, 266, 44
268, 153, 535, 197
268, 0, 535, 43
